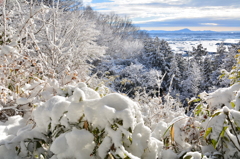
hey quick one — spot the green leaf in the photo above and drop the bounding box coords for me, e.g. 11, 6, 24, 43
192, 98, 201, 103
194, 104, 203, 116
183, 156, 192, 159
93, 127, 99, 135
222, 136, 230, 143
124, 156, 131, 159
230, 102, 235, 108
219, 74, 225, 79
220, 126, 228, 137
212, 139, 218, 148
48, 123, 51, 130
211, 112, 221, 118
204, 127, 212, 139
129, 137, 132, 144
188, 98, 201, 105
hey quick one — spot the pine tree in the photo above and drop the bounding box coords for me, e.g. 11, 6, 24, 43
221, 42, 239, 72
190, 44, 208, 65
206, 42, 227, 90
215, 42, 226, 69
168, 54, 182, 95
181, 60, 202, 99
201, 56, 214, 91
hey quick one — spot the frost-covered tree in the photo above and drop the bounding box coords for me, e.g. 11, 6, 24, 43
221, 42, 239, 72
142, 38, 173, 89
0, 0, 105, 117
31, 0, 83, 11
215, 42, 226, 69
200, 56, 214, 91
190, 44, 208, 65
220, 41, 240, 85
80, 10, 147, 59
181, 60, 202, 98
168, 54, 182, 95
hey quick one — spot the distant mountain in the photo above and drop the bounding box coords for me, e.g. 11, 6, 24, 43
146, 28, 217, 33
175, 28, 193, 33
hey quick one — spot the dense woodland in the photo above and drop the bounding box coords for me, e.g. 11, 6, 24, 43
0, 0, 240, 159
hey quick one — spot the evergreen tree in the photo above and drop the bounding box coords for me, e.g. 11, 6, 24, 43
221, 42, 239, 72
207, 43, 227, 90
181, 60, 202, 99
215, 42, 226, 69
190, 44, 208, 65
201, 56, 214, 91
168, 54, 182, 96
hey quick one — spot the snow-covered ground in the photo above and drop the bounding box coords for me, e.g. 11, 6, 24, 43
169, 39, 240, 54
150, 32, 240, 54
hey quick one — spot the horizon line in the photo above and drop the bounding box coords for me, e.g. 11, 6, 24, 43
140, 27, 240, 32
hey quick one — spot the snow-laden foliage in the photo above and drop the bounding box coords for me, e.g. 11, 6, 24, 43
83, 9, 146, 59
1, 0, 240, 159
0, 0, 105, 119
0, 83, 164, 159
220, 41, 240, 85
96, 36, 238, 104
2, 80, 240, 159
95, 58, 164, 98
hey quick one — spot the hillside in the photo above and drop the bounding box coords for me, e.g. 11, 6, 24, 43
0, 1, 240, 159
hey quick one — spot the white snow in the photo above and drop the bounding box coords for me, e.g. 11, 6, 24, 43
200, 83, 240, 109
51, 128, 96, 159
169, 39, 240, 54
16, 98, 30, 105
162, 149, 178, 159
183, 151, 202, 159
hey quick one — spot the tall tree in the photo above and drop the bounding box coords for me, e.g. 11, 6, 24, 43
181, 59, 202, 98
168, 54, 182, 95
190, 44, 208, 65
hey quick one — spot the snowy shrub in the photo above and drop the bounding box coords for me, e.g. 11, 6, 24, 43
95, 58, 164, 98
0, 83, 164, 159
190, 83, 240, 158
0, 0, 105, 120
220, 42, 240, 85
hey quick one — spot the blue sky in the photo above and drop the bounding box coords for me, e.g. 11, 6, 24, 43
83, 0, 240, 31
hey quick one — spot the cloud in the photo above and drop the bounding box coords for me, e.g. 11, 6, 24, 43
188, 0, 240, 7
83, 0, 92, 5
88, 0, 240, 29
200, 23, 218, 26
136, 18, 240, 28
106, 0, 190, 5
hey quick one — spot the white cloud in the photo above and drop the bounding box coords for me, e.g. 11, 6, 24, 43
200, 23, 218, 26
83, 0, 92, 5
89, 1, 240, 27
107, 0, 190, 5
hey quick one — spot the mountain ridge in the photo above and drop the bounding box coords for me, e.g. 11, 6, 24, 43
146, 28, 217, 33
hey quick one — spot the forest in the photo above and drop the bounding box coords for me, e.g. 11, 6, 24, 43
0, 0, 240, 158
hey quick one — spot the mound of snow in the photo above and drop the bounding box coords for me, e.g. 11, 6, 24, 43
0, 82, 163, 158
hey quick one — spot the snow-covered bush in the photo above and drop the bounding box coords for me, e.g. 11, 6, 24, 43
95, 58, 164, 98
0, 0, 105, 119
220, 42, 240, 85
187, 83, 240, 158
1, 1, 240, 159
0, 83, 163, 159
